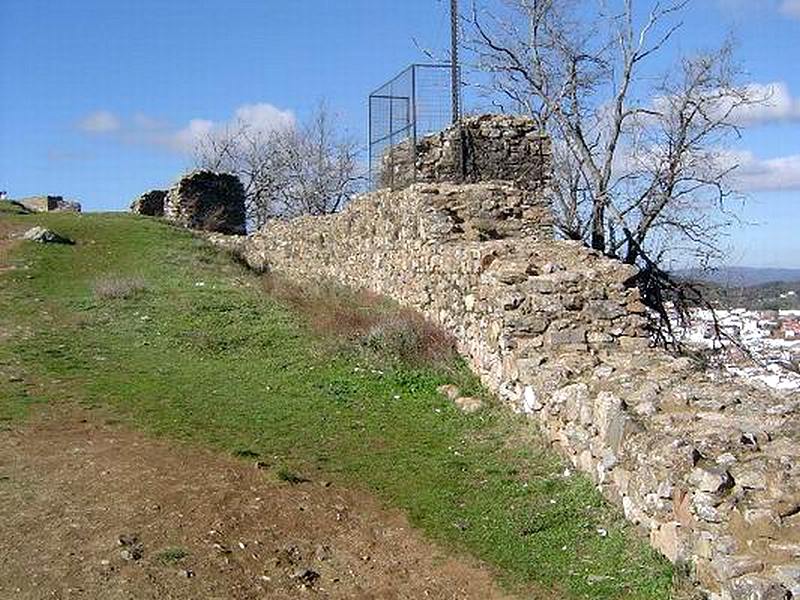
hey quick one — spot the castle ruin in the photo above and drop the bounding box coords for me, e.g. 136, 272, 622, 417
206, 115, 799, 599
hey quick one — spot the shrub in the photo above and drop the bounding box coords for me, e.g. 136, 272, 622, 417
359, 311, 456, 365
92, 276, 148, 300
261, 273, 456, 366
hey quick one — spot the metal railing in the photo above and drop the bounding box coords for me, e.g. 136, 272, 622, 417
368, 64, 454, 189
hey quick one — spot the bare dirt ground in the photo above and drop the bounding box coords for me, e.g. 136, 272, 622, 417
0, 408, 517, 600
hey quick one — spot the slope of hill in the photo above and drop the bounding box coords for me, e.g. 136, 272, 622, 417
676, 266, 800, 287
0, 204, 677, 600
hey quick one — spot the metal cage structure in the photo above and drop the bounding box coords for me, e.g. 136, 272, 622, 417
368, 64, 454, 189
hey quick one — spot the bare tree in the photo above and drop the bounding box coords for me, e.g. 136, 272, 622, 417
271, 106, 364, 218
194, 103, 364, 229
465, 0, 766, 339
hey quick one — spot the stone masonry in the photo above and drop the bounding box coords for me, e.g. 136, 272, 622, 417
164, 171, 246, 235
380, 114, 550, 191
209, 115, 800, 599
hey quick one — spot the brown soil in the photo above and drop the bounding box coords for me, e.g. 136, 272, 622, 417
0, 409, 519, 600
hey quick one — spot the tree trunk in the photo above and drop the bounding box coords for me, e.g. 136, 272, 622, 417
591, 200, 606, 252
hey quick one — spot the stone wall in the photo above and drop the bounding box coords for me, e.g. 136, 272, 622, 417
164, 171, 246, 235
209, 118, 799, 599
380, 114, 550, 191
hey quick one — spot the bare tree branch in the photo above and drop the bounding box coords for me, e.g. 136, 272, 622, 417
193, 103, 365, 229
463, 0, 767, 344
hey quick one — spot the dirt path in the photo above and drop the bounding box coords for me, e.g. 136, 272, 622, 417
0, 410, 517, 600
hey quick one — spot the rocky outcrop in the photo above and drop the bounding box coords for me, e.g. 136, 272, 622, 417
130, 190, 166, 217
164, 171, 246, 235
17, 196, 81, 213
208, 116, 799, 599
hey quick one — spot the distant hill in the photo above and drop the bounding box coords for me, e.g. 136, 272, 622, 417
675, 267, 800, 287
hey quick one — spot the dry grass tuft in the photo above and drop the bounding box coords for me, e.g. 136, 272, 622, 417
262, 273, 456, 366
92, 276, 148, 300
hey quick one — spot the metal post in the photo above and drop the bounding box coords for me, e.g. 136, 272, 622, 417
388, 92, 394, 189
450, 0, 460, 124
368, 98, 373, 189
411, 66, 417, 184
451, 0, 467, 180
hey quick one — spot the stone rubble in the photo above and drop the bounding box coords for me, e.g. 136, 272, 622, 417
208, 115, 800, 600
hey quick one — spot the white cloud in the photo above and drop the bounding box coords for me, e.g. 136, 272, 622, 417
167, 103, 295, 152
169, 118, 216, 152
78, 110, 121, 133
727, 150, 800, 192
731, 82, 800, 125
780, 0, 800, 19
233, 103, 295, 134
76, 103, 295, 153
650, 81, 800, 128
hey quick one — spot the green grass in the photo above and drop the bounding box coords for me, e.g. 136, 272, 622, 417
0, 205, 677, 599
156, 547, 189, 565
0, 201, 30, 215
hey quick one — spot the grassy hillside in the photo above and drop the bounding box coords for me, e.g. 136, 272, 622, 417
0, 206, 679, 599
711, 281, 800, 311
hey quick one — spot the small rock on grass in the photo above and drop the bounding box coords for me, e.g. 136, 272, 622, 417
454, 396, 483, 414
437, 384, 461, 400
438, 384, 484, 413
22, 226, 74, 245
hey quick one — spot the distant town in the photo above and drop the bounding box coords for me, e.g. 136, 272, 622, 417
670, 305, 800, 392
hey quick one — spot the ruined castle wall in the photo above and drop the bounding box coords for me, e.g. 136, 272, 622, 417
164, 171, 246, 235
130, 189, 167, 217
209, 116, 800, 599
17, 195, 81, 213
234, 182, 646, 389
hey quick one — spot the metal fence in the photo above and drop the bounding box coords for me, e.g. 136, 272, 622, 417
368, 64, 454, 189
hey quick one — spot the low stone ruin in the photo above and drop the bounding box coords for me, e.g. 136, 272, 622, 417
17, 195, 81, 213
131, 172, 247, 235
130, 189, 167, 217
207, 115, 800, 599
163, 171, 246, 235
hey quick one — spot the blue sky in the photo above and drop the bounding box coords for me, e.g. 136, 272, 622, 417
1, 0, 798, 267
